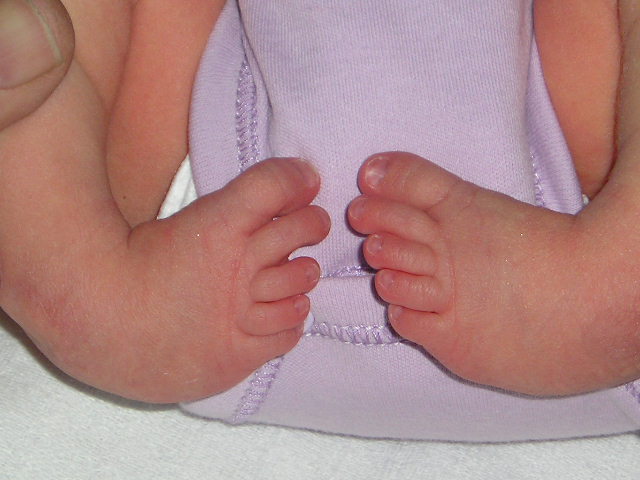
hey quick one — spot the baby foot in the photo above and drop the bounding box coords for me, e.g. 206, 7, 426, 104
348, 152, 639, 396
34, 158, 330, 403
125, 158, 331, 401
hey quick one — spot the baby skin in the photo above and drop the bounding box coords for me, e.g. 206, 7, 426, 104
0, 0, 635, 403
4, 148, 329, 404
349, 152, 629, 396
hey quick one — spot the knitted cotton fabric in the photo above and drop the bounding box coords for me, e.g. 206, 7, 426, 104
184, 0, 640, 441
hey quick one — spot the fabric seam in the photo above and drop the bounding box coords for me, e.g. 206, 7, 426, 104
306, 322, 403, 346
230, 51, 284, 424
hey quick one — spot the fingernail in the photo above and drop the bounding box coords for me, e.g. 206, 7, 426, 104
364, 155, 389, 189
349, 197, 366, 220
0, 0, 62, 89
367, 234, 383, 254
293, 158, 320, 188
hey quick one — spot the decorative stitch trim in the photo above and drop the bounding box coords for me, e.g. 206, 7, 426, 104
231, 359, 283, 423
323, 265, 375, 279
236, 58, 260, 172
625, 382, 640, 405
231, 55, 284, 424
307, 322, 403, 346
530, 152, 546, 208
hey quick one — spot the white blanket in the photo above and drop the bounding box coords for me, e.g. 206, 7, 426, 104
2, 159, 639, 479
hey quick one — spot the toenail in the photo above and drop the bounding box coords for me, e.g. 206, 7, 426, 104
367, 234, 383, 254
305, 263, 320, 283
365, 156, 389, 189
295, 322, 306, 336
293, 158, 320, 188
350, 197, 366, 220
294, 296, 309, 316
388, 304, 403, 321
377, 270, 395, 290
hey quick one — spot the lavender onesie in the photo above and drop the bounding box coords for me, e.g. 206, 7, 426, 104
184, 0, 640, 441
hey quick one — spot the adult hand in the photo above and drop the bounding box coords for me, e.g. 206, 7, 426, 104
0, 0, 73, 130
1, 0, 224, 224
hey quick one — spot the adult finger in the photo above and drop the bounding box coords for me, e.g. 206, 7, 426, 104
0, 0, 74, 130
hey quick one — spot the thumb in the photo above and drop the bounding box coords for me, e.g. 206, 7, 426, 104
0, 0, 74, 130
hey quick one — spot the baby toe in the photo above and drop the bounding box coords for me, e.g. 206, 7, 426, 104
364, 233, 436, 276
239, 295, 310, 336
249, 205, 330, 269
251, 257, 320, 302
387, 305, 446, 349
348, 196, 439, 244
357, 152, 465, 215
219, 157, 321, 234
375, 269, 450, 313
241, 315, 306, 364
